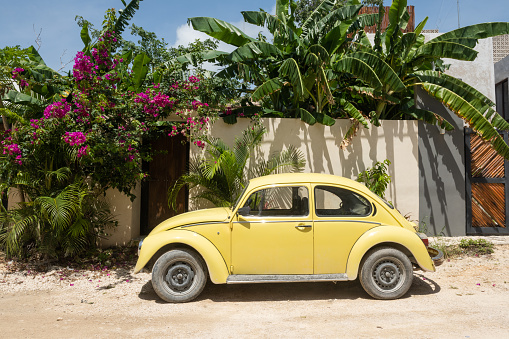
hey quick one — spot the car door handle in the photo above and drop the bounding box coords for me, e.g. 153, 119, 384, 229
295, 225, 312, 229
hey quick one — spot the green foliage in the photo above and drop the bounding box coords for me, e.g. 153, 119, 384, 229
189, 0, 509, 158
458, 238, 494, 255
168, 125, 306, 209
0, 178, 117, 259
0, 5, 217, 259
356, 159, 391, 199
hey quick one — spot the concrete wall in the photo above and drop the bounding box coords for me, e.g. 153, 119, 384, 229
101, 186, 141, 247
190, 118, 420, 221
495, 53, 509, 83
416, 87, 467, 236
415, 35, 496, 236
423, 34, 495, 101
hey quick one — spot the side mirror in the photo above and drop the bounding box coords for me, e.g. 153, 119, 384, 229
237, 206, 251, 216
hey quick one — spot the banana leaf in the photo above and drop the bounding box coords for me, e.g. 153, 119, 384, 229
188, 17, 255, 47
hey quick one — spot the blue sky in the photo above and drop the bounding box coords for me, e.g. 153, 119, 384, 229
1, 0, 507, 73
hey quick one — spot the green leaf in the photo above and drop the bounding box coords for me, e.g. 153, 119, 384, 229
279, 58, 305, 99
341, 99, 369, 128
413, 70, 495, 107
421, 83, 509, 159
153, 70, 161, 84
414, 17, 428, 36
188, 17, 255, 47
414, 41, 478, 61
80, 22, 91, 48
115, 0, 143, 34
131, 52, 151, 91
4, 90, 43, 106
314, 112, 335, 126
298, 108, 316, 125
230, 42, 282, 62
251, 78, 284, 102
27, 46, 46, 65
222, 114, 237, 124
335, 52, 406, 93
385, 0, 408, 50
175, 50, 229, 64
430, 22, 509, 43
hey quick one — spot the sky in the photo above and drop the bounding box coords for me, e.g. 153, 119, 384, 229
1, 0, 508, 73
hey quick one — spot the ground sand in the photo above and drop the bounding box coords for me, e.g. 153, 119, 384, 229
1, 237, 509, 338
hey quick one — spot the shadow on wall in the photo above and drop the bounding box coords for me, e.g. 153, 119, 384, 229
229, 118, 420, 220
416, 88, 466, 236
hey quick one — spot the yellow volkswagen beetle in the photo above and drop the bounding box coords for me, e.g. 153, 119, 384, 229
135, 173, 440, 302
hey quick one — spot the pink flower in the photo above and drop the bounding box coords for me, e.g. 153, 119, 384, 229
43, 100, 71, 119
63, 132, 87, 146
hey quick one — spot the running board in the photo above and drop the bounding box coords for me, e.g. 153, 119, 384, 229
226, 274, 348, 284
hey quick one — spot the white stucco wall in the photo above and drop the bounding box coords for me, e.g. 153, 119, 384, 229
495, 53, 509, 84
190, 118, 420, 221
101, 186, 141, 247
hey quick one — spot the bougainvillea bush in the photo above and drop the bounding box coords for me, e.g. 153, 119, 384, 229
0, 9, 214, 259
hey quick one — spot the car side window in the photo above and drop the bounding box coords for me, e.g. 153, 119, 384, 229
314, 185, 371, 217
242, 186, 309, 217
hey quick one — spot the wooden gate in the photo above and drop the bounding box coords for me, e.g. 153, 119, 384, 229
466, 129, 509, 234
140, 134, 188, 235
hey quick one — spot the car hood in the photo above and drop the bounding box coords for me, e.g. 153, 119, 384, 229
148, 207, 232, 235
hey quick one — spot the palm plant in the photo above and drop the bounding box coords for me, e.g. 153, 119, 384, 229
335, 0, 509, 157
0, 173, 115, 259
168, 125, 306, 209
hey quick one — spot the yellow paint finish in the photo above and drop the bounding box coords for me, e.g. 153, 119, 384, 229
184, 223, 231, 268
149, 207, 231, 235
232, 217, 313, 274
314, 220, 379, 274
345, 226, 435, 280
133, 229, 229, 284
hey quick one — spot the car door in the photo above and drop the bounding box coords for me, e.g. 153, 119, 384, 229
231, 185, 313, 275
312, 184, 380, 274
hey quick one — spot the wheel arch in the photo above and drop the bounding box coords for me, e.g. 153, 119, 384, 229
134, 229, 229, 284
345, 226, 435, 280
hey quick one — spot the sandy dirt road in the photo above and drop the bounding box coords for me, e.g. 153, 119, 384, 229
1, 243, 509, 338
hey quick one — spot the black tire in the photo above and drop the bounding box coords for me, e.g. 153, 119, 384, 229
151, 249, 207, 303
359, 247, 413, 300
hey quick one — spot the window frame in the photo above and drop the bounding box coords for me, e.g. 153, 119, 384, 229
239, 184, 311, 218
313, 184, 373, 218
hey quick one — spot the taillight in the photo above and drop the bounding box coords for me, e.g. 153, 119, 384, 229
417, 233, 429, 247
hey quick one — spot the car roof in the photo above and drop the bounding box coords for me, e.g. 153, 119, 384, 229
247, 173, 370, 192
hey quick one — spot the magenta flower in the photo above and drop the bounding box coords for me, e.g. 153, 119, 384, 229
63, 132, 87, 146
43, 100, 71, 119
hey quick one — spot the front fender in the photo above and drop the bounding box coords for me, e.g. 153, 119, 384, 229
345, 226, 435, 280
134, 229, 229, 284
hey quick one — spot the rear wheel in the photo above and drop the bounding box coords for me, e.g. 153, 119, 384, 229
152, 249, 207, 303
359, 247, 413, 300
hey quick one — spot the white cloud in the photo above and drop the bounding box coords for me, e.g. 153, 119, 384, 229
172, 20, 271, 52
171, 15, 272, 73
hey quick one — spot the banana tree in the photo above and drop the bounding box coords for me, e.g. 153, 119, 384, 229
188, 0, 376, 126
335, 0, 509, 158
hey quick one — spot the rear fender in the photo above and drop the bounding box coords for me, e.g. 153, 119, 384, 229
134, 229, 229, 284
346, 226, 435, 280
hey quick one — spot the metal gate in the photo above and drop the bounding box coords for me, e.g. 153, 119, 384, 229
465, 128, 509, 234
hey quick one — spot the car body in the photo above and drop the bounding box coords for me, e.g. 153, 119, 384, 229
135, 173, 439, 302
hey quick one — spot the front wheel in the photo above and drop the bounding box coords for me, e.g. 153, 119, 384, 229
359, 247, 413, 300
152, 249, 207, 303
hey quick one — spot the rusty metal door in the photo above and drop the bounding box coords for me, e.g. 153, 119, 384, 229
466, 129, 509, 234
